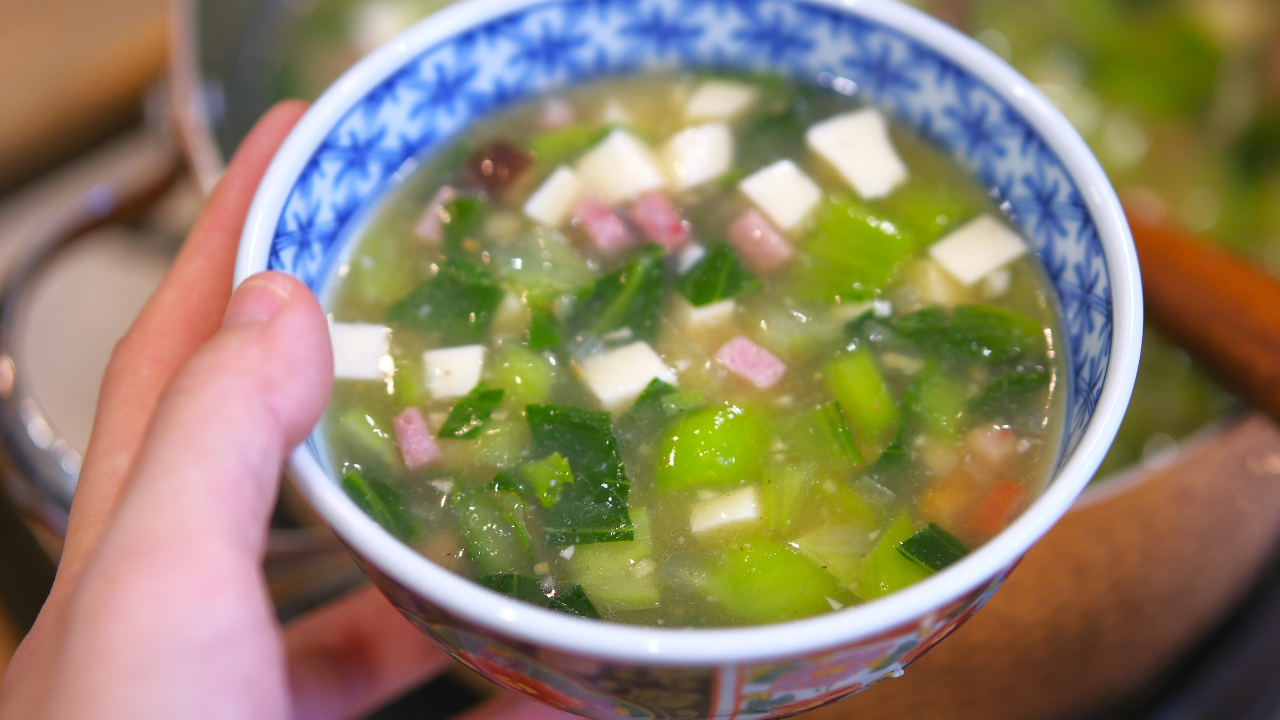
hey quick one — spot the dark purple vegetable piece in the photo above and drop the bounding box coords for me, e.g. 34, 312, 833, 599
467, 140, 533, 195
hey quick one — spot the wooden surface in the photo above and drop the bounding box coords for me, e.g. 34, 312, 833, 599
801, 412, 1280, 720
0, 0, 168, 190
1131, 214, 1280, 424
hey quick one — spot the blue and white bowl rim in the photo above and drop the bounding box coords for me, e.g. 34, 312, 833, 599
237, 0, 1141, 665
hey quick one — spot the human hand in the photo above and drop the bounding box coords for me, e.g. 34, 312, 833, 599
0, 102, 575, 720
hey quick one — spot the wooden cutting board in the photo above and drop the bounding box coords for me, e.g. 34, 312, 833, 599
0, 0, 167, 191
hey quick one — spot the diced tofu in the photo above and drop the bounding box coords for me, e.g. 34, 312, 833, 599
929, 214, 1028, 286
726, 208, 793, 272
601, 98, 631, 124
538, 98, 576, 130
393, 407, 442, 469
630, 191, 690, 252
522, 166, 583, 227
664, 122, 734, 191
330, 322, 391, 380
413, 186, 456, 243
716, 336, 787, 389
739, 160, 822, 231
901, 258, 974, 309
423, 345, 485, 399
576, 341, 676, 411
806, 108, 908, 200
690, 486, 761, 534
684, 80, 760, 122
679, 298, 736, 329
576, 129, 665, 203
675, 242, 707, 274
572, 198, 635, 257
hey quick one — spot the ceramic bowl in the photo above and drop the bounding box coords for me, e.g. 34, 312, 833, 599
236, 0, 1141, 716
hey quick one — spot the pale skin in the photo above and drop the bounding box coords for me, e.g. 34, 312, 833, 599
0, 102, 575, 720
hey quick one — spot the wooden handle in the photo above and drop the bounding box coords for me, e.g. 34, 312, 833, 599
1128, 209, 1280, 421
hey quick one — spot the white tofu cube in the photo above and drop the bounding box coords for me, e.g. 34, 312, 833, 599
522, 166, 583, 227
679, 298, 736, 329
576, 341, 676, 411
576, 130, 665, 203
685, 80, 760, 122
929, 214, 1029, 286
675, 242, 707, 274
601, 98, 631, 124
690, 486, 761, 534
330, 322, 391, 380
664, 122, 734, 191
739, 160, 822, 231
806, 108, 908, 200
423, 345, 485, 399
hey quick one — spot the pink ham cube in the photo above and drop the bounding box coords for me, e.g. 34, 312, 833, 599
726, 208, 793, 272
630, 191, 691, 253
572, 198, 635, 258
716, 336, 787, 389
413, 186, 457, 243
393, 407, 441, 470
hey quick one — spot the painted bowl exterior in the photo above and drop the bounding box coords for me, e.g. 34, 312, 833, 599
236, 0, 1141, 717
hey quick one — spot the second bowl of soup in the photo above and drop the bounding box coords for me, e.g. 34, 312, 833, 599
237, 0, 1141, 716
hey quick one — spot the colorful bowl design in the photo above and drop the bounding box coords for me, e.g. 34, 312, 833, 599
236, 0, 1141, 716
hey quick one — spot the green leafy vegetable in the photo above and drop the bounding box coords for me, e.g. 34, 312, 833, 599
341, 471, 420, 541
615, 378, 705, 444
897, 523, 969, 571
968, 367, 1052, 420
895, 305, 1045, 363
491, 345, 556, 407
824, 349, 899, 460
530, 125, 612, 169
386, 257, 504, 345
438, 382, 505, 438
479, 573, 602, 619
902, 361, 968, 440
655, 404, 768, 490
528, 308, 561, 350
706, 537, 848, 625
440, 197, 489, 253
790, 195, 917, 303
521, 452, 576, 508
566, 245, 664, 343
776, 402, 864, 472
877, 181, 974, 247
526, 404, 633, 546
676, 244, 760, 307
860, 515, 931, 599
454, 490, 534, 576
565, 508, 659, 610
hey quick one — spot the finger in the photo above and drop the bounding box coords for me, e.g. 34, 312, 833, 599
41, 272, 331, 719
455, 690, 582, 720
286, 586, 456, 720
62, 99, 309, 579
1, 102, 308, 715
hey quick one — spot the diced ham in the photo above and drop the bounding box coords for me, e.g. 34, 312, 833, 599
413, 186, 457, 243
726, 208, 793, 272
630, 191, 690, 253
393, 407, 441, 470
967, 425, 1017, 467
715, 336, 786, 388
967, 479, 1028, 538
572, 198, 635, 258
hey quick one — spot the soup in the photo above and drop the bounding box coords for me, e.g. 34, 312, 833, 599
321, 74, 1067, 627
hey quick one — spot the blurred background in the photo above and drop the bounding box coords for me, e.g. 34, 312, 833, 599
2, 0, 1280, 717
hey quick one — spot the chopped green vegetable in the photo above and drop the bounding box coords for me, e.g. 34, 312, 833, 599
761, 463, 814, 532
707, 537, 848, 624
776, 402, 864, 472
902, 361, 968, 440
824, 349, 899, 459
615, 378, 705, 445
341, 471, 420, 541
526, 404, 633, 545
859, 515, 931, 599
490, 468, 529, 495
531, 124, 611, 169
335, 409, 398, 467
895, 305, 1045, 363
390, 352, 422, 408
792, 524, 873, 586
491, 344, 556, 407
454, 490, 535, 576
676, 244, 760, 307
387, 257, 504, 345
790, 195, 917, 303
566, 245, 664, 343
566, 508, 658, 611
440, 197, 489, 253
439, 418, 531, 474
877, 181, 974, 247
478, 573, 602, 619
897, 522, 969, 572
498, 229, 597, 306
655, 403, 768, 490
968, 367, 1051, 421
521, 452, 576, 508
528, 308, 562, 350
438, 382, 505, 439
